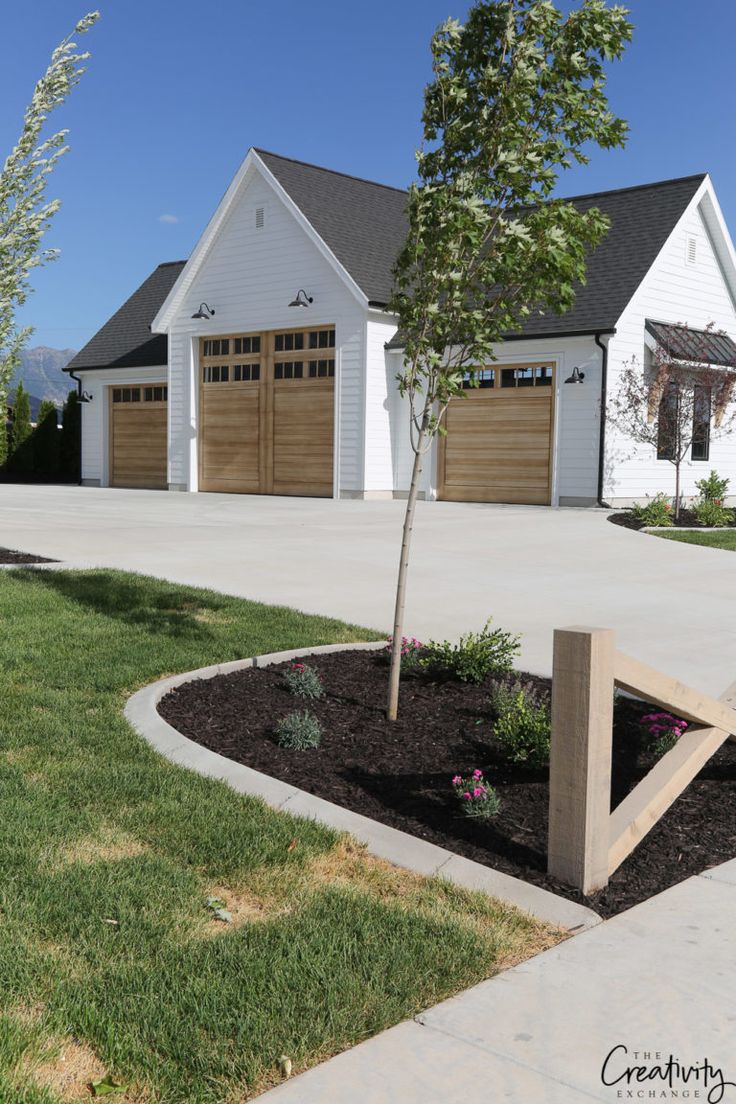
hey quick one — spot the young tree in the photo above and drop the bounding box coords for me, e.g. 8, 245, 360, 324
386, 0, 632, 719
0, 13, 99, 432
607, 324, 736, 519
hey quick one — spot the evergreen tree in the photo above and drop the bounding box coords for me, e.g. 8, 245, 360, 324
10, 381, 32, 471
33, 398, 59, 477
59, 389, 81, 480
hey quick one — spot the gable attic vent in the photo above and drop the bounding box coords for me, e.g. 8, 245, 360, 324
255, 206, 265, 229
686, 236, 697, 265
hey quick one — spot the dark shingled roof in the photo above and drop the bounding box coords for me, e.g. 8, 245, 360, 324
645, 319, 736, 366
66, 156, 708, 370
256, 149, 408, 306
65, 261, 186, 372
386, 173, 707, 346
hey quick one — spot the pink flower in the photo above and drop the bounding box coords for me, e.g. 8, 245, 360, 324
452, 775, 462, 786
462, 792, 472, 801
292, 663, 305, 672
473, 787, 484, 798
472, 769, 483, 779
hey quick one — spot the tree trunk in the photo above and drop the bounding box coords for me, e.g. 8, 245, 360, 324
387, 414, 430, 721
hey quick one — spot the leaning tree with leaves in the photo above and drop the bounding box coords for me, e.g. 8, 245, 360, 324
607, 323, 736, 520
386, 0, 632, 719
0, 12, 99, 427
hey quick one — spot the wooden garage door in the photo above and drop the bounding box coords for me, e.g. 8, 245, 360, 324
438, 364, 555, 505
110, 384, 167, 489
199, 328, 334, 496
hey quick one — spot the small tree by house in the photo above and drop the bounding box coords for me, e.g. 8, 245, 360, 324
608, 324, 736, 519
0, 13, 99, 437
386, 0, 632, 720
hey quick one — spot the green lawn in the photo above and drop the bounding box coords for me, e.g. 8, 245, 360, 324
0, 569, 554, 1103
650, 529, 736, 551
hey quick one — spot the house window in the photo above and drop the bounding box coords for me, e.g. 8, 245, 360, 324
500, 365, 553, 388
274, 361, 304, 380
308, 359, 335, 378
462, 368, 494, 389
308, 329, 336, 350
143, 386, 167, 402
203, 365, 229, 383
274, 332, 304, 352
112, 387, 141, 403
233, 336, 261, 355
233, 364, 260, 382
657, 384, 678, 460
203, 339, 229, 357
692, 385, 711, 461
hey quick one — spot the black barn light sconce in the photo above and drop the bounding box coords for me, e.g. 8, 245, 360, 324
79, 391, 94, 403
288, 289, 313, 308
191, 303, 216, 320
564, 366, 585, 384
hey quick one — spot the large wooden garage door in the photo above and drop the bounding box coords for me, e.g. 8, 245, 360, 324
438, 363, 555, 505
199, 327, 334, 496
110, 384, 167, 489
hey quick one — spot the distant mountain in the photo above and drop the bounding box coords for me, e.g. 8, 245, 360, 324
12, 346, 77, 407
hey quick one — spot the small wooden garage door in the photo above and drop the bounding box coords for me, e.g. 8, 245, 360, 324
199, 328, 334, 496
110, 384, 167, 489
438, 364, 555, 505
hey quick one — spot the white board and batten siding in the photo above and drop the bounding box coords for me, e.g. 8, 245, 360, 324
604, 187, 736, 505
165, 164, 367, 495
78, 365, 169, 487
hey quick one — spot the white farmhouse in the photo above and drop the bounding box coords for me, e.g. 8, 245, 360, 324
66, 149, 736, 506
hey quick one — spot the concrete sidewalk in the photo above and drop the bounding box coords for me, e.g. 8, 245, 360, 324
263, 860, 736, 1103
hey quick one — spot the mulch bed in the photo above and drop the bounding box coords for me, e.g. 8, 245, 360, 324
158, 650, 736, 918
0, 547, 56, 564
609, 509, 736, 530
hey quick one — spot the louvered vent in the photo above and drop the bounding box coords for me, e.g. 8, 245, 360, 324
255, 206, 265, 229
687, 236, 697, 265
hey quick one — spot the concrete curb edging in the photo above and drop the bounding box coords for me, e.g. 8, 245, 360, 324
124, 642, 601, 933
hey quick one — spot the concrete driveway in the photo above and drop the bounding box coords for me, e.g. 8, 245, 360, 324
2, 484, 734, 695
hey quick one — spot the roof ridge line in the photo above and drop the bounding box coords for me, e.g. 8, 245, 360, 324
254, 148, 408, 195
556, 172, 707, 205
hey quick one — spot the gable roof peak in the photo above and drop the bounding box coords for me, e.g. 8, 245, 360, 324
253, 148, 408, 196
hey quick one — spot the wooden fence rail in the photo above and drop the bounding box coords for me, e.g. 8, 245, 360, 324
547, 626, 736, 895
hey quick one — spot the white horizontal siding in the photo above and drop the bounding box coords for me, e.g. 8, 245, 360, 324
364, 313, 399, 492
166, 166, 367, 493
604, 192, 736, 504
74, 365, 167, 486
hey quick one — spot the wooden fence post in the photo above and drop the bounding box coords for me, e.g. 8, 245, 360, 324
548, 627, 615, 895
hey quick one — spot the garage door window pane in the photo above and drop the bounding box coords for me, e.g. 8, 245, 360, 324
501, 369, 516, 388
463, 368, 494, 389
535, 367, 553, 386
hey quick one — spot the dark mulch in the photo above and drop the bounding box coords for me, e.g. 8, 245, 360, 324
609, 509, 736, 530
0, 547, 56, 564
158, 650, 736, 918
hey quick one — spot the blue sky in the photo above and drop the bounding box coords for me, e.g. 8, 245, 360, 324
4, 0, 736, 351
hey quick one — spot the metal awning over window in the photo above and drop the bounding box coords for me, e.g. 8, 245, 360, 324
645, 320, 736, 366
